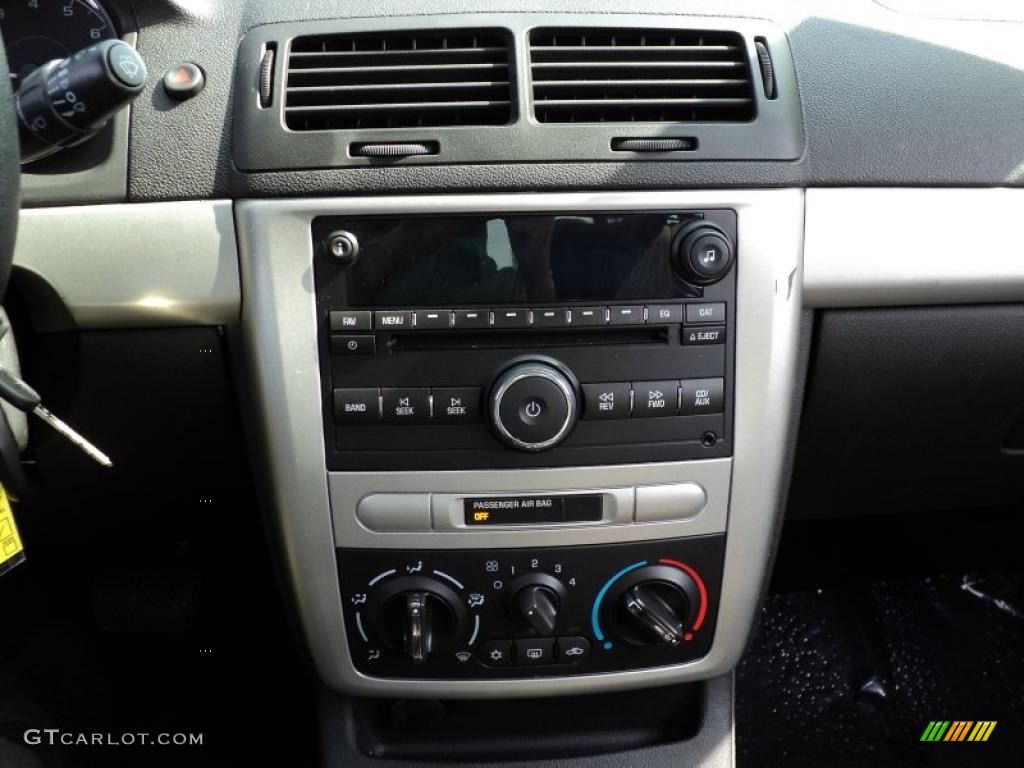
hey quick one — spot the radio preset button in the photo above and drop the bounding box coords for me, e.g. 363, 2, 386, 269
382, 388, 430, 423
609, 305, 645, 325
329, 310, 372, 332
433, 387, 482, 424
684, 302, 726, 325
374, 310, 413, 330
414, 309, 452, 329
680, 378, 724, 415
491, 309, 532, 328
633, 380, 680, 418
452, 309, 490, 329
333, 388, 380, 424
645, 304, 683, 325
582, 382, 631, 420
532, 308, 570, 328
570, 307, 607, 326
330, 335, 376, 355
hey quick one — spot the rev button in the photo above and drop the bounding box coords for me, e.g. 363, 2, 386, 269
382, 388, 430, 424
582, 383, 631, 420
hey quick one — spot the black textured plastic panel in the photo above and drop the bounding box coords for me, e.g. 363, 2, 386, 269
788, 306, 1024, 520
120, 0, 1024, 200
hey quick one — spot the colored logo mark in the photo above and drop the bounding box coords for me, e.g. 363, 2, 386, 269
920, 721, 997, 742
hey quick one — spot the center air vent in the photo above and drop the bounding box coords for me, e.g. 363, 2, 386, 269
285, 31, 513, 131
529, 28, 755, 124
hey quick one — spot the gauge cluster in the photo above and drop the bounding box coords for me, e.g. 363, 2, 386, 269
1, 0, 118, 91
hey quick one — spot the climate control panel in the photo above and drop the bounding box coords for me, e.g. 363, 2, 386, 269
337, 536, 724, 679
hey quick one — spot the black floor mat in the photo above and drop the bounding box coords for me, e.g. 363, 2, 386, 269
736, 572, 1024, 768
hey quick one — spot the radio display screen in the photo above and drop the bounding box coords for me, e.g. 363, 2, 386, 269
340, 213, 701, 306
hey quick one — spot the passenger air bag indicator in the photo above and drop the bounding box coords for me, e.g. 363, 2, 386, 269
464, 495, 602, 526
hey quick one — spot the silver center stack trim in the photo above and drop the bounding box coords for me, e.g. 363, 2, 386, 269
235, 190, 804, 698
12, 200, 240, 331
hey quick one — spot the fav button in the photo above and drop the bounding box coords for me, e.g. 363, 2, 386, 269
514, 637, 556, 665
632, 380, 680, 418
382, 388, 431, 423
329, 310, 372, 332
581, 382, 631, 420
478, 639, 514, 666
680, 378, 724, 415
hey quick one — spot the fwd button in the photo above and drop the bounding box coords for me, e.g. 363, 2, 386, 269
633, 380, 679, 418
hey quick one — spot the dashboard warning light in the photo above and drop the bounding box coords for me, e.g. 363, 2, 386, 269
473, 511, 490, 522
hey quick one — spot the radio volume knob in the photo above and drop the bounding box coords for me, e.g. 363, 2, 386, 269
489, 362, 578, 451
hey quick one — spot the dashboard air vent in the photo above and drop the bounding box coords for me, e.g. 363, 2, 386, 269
284, 31, 513, 131
529, 28, 755, 124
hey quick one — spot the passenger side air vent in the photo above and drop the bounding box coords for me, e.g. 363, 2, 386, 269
529, 28, 755, 124
285, 31, 514, 131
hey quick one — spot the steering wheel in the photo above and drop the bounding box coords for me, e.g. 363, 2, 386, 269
0, 33, 19, 300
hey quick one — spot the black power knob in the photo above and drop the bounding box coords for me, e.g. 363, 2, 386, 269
368, 576, 468, 663
16, 40, 147, 164
490, 362, 578, 451
609, 565, 701, 646
672, 223, 734, 285
507, 574, 568, 635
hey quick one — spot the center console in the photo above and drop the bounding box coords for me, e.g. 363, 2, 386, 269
236, 189, 803, 698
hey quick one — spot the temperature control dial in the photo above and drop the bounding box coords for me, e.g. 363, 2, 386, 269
367, 576, 468, 663
605, 564, 702, 647
489, 361, 578, 451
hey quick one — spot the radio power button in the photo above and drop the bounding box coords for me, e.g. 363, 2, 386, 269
490, 362, 578, 452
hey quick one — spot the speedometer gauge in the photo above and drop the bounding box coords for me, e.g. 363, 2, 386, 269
1, 0, 118, 90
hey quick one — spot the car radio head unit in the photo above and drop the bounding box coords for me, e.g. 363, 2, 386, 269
312, 209, 737, 471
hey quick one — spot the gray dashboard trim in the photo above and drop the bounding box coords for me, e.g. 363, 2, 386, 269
803, 188, 1024, 307
11, 200, 240, 330
235, 189, 803, 698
